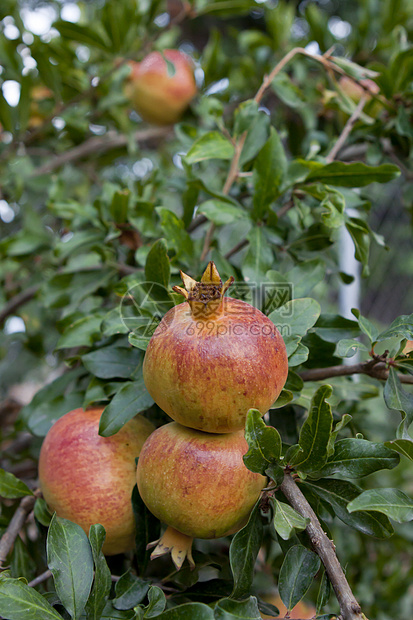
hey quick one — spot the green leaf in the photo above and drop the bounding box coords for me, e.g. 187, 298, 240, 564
56, 314, 104, 349
47, 514, 94, 620
86, 524, 111, 620
214, 597, 261, 619
384, 367, 413, 438
286, 259, 325, 298
156, 208, 194, 264
271, 73, 305, 109
345, 217, 370, 277
335, 339, 368, 358
185, 131, 234, 164
242, 227, 273, 285
271, 498, 309, 540
316, 570, 331, 614
145, 239, 171, 290
156, 602, 214, 619
278, 545, 321, 611
347, 488, 413, 523
144, 586, 166, 617
377, 313, 413, 342
99, 378, 154, 437
229, 501, 263, 600
109, 189, 130, 223
289, 385, 333, 474
198, 200, 246, 226
318, 439, 400, 478
234, 99, 260, 135
252, 127, 287, 220
384, 439, 413, 461
314, 314, 359, 343
269, 298, 321, 340
113, 572, 150, 610
303, 479, 394, 538
0, 469, 33, 499
0, 576, 63, 620
351, 309, 379, 344
82, 346, 143, 379
34, 497, 52, 527
243, 409, 282, 475
305, 162, 400, 187
131, 485, 161, 575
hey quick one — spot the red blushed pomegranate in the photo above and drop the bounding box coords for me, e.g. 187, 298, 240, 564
125, 49, 197, 125
143, 262, 288, 433
136, 422, 266, 569
39, 408, 154, 555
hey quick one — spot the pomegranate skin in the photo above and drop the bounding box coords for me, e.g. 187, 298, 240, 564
136, 422, 266, 539
39, 408, 154, 555
126, 50, 197, 125
142, 297, 288, 433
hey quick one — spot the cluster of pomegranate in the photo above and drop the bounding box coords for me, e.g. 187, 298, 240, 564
38, 263, 288, 565
137, 262, 288, 568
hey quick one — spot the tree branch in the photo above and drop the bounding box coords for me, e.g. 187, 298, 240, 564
28, 569, 52, 588
326, 96, 367, 163
280, 472, 367, 620
0, 285, 39, 327
31, 127, 172, 177
0, 493, 37, 568
300, 361, 413, 384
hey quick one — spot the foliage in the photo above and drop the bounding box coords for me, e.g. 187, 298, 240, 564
0, 1, 413, 619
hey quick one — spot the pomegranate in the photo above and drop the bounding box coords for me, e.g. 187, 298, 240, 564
136, 422, 266, 568
125, 49, 197, 125
39, 407, 154, 555
142, 262, 288, 433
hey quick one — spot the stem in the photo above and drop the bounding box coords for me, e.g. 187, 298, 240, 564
326, 96, 367, 163
0, 494, 37, 568
0, 285, 39, 327
300, 362, 413, 384
280, 472, 366, 620
31, 127, 171, 177
28, 569, 52, 587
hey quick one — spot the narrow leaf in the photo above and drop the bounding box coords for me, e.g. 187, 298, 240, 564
47, 514, 94, 620
305, 161, 400, 187
230, 501, 263, 600
99, 378, 154, 437
289, 385, 333, 474
384, 367, 413, 438
0, 469, 33, 499
278, 545, 321, 611
86, 524, 111, 620
318, 439, 400, 478
243, 409, 282, 475
0, 577, 62, 620
271, 498, 309, 540
347, 488, 413, 523
252, 127, 287, 220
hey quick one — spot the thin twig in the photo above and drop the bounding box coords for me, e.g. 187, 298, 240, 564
0, 493, 37, 568
300, 361, 413, 384
31, 127, 171, 177
280, 472, 366, 620
28, 569, 52, 587
0, 285, 39, 327
326, 96, 367, 163
224, 239, 249, 260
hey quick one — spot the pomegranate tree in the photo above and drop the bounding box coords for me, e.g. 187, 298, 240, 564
39, 407, 154, 555
143, 262, 288, 433
136, 422, 266, 569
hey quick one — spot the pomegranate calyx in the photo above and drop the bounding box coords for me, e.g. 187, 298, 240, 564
147, 525, 194, 570
172, 261, 234, 318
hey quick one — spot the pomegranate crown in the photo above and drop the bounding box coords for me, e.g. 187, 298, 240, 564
172, 262, 234, 312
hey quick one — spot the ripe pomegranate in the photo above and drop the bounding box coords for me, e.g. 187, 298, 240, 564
142, 262, 288, 433
136, 422, 266, 569
39, 407, 154, 555
125, 49, 197, 125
